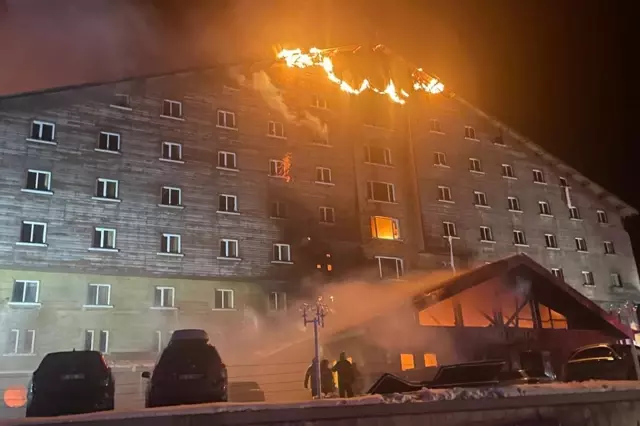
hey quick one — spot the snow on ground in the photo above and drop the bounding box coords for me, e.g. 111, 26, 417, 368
5, 381, 640, 425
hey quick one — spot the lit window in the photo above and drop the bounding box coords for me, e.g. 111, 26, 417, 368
29, 120, 55, 142
160, 233, 181, 255
597, 210, 609, 224
508, 196, 521, 212
575, 237, 588, 252
87, 284, 111, 306
19, 221, 47, 245
400, 353, 415, 371
315, 167, 332, 184
214, 289, 234, 309
11, 280, 39, 304
604, 241, 616, 255
268, 121, 285, 138
217, 110, 237, 129
160, 186, 182, 207
25, 170, 51, 192
154, 286, 175, 308
582, 271, 595, 286
473, 191, 488, 207
218, 194, 238, 213
544, 234, 558, 249
98, 132, 120, 152
513, 230, 527, 246
501, 164, 515, 178
218, 151, 237, 170
532, 169, 546, 184
443, 222, 457, 238
370, 216, 400, 240
96, 178, 119, 200
569, 206, 581, 220
480, 226, 493, 242
538, 201, 552, 216
377, 256, 404, 280
423, 353, 438, 367
319, 207, 335, 224
429, 119, 442, 133
364, 146, 392, 166
269, 159, 286, 177
469, 158, 483, 173
161, 142, 182, 162
464, 126, 477, 140
273, 243, 292, 263
92, 227, 117, 250
162, 99, 183, 119
367, 181, 396, 203
438, 186, 452, 202
269, 292, 287, 311
433, 152, 447, 166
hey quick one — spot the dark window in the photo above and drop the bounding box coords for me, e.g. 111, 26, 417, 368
270, 201, 287, 218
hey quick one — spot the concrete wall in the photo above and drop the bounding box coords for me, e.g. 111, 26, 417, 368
12, 389, 640, 426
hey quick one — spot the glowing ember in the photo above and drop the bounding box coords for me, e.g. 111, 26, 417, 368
276, 46, 445, 104
282, 152, 292, 182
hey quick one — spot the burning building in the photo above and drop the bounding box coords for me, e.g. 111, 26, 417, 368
0, 45, 638, 401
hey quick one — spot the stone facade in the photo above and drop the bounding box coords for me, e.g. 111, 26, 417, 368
0, 64, 637, 372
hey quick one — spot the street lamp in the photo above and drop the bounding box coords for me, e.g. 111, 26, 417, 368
300, 297, 329, 398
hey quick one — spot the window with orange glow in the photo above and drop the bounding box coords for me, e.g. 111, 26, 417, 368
370, 216, 400, 240
400, 353, 415, 371
418, 299, 456, 327
539, 304, 568, 329
424, 353, 438, 367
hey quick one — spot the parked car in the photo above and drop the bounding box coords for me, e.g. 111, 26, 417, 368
228, 381, 265, 402
563, 343, 639, 382
25, 350, 115, 417
497, 369, 555, 385
142, 329, 228, 408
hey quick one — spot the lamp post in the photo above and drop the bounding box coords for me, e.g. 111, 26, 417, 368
301, 297, 329, 398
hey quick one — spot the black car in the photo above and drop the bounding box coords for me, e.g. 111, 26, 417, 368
563, 343, 640, 382
25, 350, 115, 417
142, 329, 228, 408
228, 381, 265, 402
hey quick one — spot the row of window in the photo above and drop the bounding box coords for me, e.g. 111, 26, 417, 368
442, 221, 617, 255
9, 279, 288, 312
18, 221, 294, 260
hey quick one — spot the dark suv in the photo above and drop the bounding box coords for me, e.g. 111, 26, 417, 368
564, 343, 639, 382
25, 350, 115, 417
142, 329, 228, 407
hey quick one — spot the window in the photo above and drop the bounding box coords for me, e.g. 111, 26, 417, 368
268, 121, 285, 138
480, 226, 494, 242
218, 194, 238, 213
161, 142, 182, 162
367, 181, 396, 203
96, 178, 119, 200
424, 353, 438, 367
501, 164, 515, 178
217, 110, 237, 129
559, 177, 569, 187
270, 201, 288, 219
20, 221, 47, 245
364, 146, 392, 166
551, 268, 564, 280
532, 169, 546, 184
371, 216, 401, 240
30, 120, 55, 142
377, 256, 404, 280
92, 227, 117, 250
7, 330, 35, 355
214, 289, 234, 310
11, 280, 39, 304
98, 132, 120, 152
513, 230, 527, 246
473, 191, 488, 207
311, 94, 327, 109
575, 237, 588, 252
219, 239, 239, 259
319, 207, 335, 224
84, 330, 94, 351
87, 284, 111, 306
161, 186, 182, 207
604, 241, 616, 255
160, 233, 181, 255
217, 151, 237, 170
438, 186, 453, 202
400, 353, 415, 371
469, 158, 483, 173
98, 331, 109, 353
269, 292, 287, 311
493, 134, 506, 146
269, 159, 285, 177
429, 119, 442, 133
597, 210, 609, 224
582, 271, 595, 286
611, 273, 622, 288
508, 196, 521, 211
433, 152, 447, 166
464, 126, 477, 140
154, 286, 175, 308
315, 167, 332, 184
443, 222, 457, 238
153, 331, 171, 353
538, 201, 552, 215
545, 234, 558, 249
569, 206, 581, 220
25, 170, 51, 192
162, 99, 183, 119
273, 243, 292, 262
111, 94, 130, 109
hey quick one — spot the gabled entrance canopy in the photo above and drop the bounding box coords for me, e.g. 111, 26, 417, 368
412, 254, 632, 338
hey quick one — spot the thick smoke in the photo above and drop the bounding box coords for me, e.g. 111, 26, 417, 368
252, 70, 296, 121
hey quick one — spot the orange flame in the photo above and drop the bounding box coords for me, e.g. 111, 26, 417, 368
282, 152, 292, 183
276, 47, 445, 104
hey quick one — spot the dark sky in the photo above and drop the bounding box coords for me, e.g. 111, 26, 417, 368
1, 0, 638, 257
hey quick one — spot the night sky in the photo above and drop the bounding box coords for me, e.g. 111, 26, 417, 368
1, 0, 638, 261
